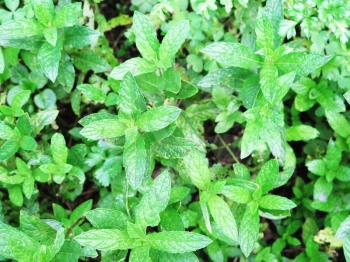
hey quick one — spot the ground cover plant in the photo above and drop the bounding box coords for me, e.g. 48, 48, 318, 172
0, 0, 350, 261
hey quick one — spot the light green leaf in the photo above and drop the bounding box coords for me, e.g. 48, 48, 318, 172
152, 136, 194, 159
135, 170, 171, 227
123, 128, 149, 190
130, 247, 151, 262
80, 119, 126, 140
43, 27, 58, 47
276, 53, 331, 77
208, 195, 238, 242
54, 3, 82, 28
259, 195, 296, 210
147, 231, 212, 253
255, 159, 280, 194
77, 84, 106, 103
0, 139, 19, 161
0, 221, 39, 261
85, 208, 128, 230
136, 105, 182, 132
64, 26, 99, 49
325, 111, 350, 138
5, 0, 19, 11
180, 151, 211, 190
38, 42, 62, 82
0, 47, 4, 74
286, 125, 319, 141
118, 72, 147, 116
239, 203, 260, 257
51, 133, 67, 164
159, 20, 190, 69
202, 42, 260, 70
132, 11, 159, 62
0, 19, 42, 41
74, 229, 135, 251
110, 57, 156, 80
259, 62, 278, 103
73, 50, 110, 73
32, 0, 55, 26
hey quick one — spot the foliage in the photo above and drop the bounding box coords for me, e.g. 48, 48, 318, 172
0, 0, 349, 261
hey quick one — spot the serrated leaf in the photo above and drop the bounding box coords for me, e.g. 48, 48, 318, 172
147, 231, 212, 253
38, 42, 62, 82
159, 20, 190, 69
259, 195, 296, 210
135, 170, 171, 227
202, 42, 260, 70
239, 203, 260, 257
74, 229, 134, 251
132, 11, 159, 62
51, 133, 67, 164
123, 128, 149, 190
208, 195, 238, 242
110, 57, 156, 80
136, 105, 182, 132
80, 119, 126, 140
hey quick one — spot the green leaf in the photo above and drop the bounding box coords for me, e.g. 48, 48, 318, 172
286, 125, 319, 141
276, 53, 331, 77
118, 73, 147, 116
259, 62, 278, 103
325, 111, 350, 138
43, 27, 58, 47
146, 231, 212, 253
74, 229, 135, 251
64, 26, 99, 49
221, 185, 251, 204
123, 128, 149, 190
38, 42, 62, 82
136, 105, 182, 132
239, 203, 260, 257
33, 0, 55, 26
0, 139, 19, 161
208, 194, 238, 242
259, 195, 296, 210
306, 159, 325, 176
85, 208, 128, 230
180, 151, 211, 190
110, 57, 156, 80
255, 15, 275, 52
135, 170, 171, 227
152, 136, 194, 159
132, 11, 159, 62
0, 19, 42, 41
8, 186, 23, 206
0, 47, 4, 74
0, 122, 15, 139
54, 3, 82, 28
202, 42, 260, 70
77, 84, 106, 103
51, 133, 68, 164
73, 50, 110, 73
158, 20, 190, 69
130, 247, 151, 262
80, 119, 126, 140
313, 177, 333, 202
0, 221, 39, 261
336, 216, 350, 240
5, 0, 19, 11
255, 159, 280, 194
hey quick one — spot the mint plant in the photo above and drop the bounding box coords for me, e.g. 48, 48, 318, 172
1, 0, 350, 261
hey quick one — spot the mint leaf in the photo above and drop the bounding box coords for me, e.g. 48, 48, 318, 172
259, 195, 297, 210
74, 229, 134, 251
208, 194, 238, 242
146, 231, 212, 253
202, 42, 260, 70
123, 127, 149, 190
135, 170, 171, 227
136, 105, 182, 132
80, 119, 126, 140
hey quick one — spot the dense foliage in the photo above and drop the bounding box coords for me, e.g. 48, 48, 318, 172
0, 0, 349, 261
